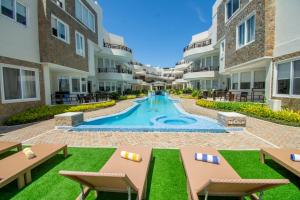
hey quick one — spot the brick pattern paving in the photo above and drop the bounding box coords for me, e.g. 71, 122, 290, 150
181, 99, 300, 149
0, 98, 299, 149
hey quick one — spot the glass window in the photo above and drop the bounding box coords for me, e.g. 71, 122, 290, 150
232, 73, 239, 90
111, 82, 116, 92
75, 0, 95, 31
238, 23, 245, 47
3, 67, 21, 100
81, 78, 87, 93
293, 60, 300, 95
2, 67, 38, 101
99, 82, 104, 91
75, 32, 85, 56
72, 78, 80, 93
105, 82, 110, 92
16, 2, 26, 25
226, 0, 239, 20
58, 77, 69, 92
51, 15, 69, 43
53, 0, 64, 9
240, 72, 251, 89
212, 80, 219, 89
206, 80, 212, 90
277, 62, 290, 95
254, 71, 266, 89
206, 57, 212, 68
247, 15, 255, 43
220, 41, 225, 58
1, 0, 14, 19
22, 70, 37, 98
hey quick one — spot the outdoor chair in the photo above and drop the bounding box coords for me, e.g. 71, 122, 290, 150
180, 147, 289, 200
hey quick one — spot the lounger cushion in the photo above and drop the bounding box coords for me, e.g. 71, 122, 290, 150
100, 146, 152, 199
181, 147, 240, 199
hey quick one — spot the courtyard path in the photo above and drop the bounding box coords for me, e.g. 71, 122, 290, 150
0, 98, 298, 149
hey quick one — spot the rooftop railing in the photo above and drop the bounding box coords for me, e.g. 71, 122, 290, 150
175, 60, 190, 65
128, 61, 144, 66
104, 42, 132, 53
183, 39, 212, 52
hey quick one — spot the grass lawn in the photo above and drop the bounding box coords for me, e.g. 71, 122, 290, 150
0, 148, 299, 200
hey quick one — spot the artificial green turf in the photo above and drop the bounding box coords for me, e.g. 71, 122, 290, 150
0, 148, 299, 200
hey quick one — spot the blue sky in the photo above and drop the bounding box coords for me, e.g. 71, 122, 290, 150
98, 0, 215, 67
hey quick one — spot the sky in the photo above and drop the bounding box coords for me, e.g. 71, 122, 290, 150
97, 0, 215, 67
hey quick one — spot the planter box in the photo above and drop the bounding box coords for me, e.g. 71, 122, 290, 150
54, 112, 84, 127
218, 112, 246, 127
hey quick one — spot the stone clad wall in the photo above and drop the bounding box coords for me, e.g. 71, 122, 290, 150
38, 0, 98, 72
0, 56, 45, 123
216, 0, 276, 69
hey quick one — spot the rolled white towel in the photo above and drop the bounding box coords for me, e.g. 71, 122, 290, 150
195, 153, 220, 164
22, 147, 36, 159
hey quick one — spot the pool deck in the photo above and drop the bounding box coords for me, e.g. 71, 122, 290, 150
0, 99, 299, 149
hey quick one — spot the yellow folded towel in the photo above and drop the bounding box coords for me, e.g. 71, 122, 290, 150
22, 147, 36, 159
120, 151, 142, 162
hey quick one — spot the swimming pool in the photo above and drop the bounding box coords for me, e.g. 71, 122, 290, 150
72, 95, 230, 133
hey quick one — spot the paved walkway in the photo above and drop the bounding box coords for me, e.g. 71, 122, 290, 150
0, 98, 299, 149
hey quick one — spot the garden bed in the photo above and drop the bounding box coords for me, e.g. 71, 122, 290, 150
4, 100, 116, 126
196, 99, 300, 127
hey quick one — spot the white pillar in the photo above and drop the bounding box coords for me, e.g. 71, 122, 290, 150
43, 65, 52, 105
265, 61, 273, 100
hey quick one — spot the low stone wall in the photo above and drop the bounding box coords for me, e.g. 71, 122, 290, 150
273, 98, 300, 111
55, 112, 84, 127
218, 112, 247, 127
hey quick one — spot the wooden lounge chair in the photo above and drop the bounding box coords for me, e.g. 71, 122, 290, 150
260, 148, 300, 177
0, 141, 22, 155
0, 144, 67, 189
60, 146, 152, 200
180, 147, 289, 200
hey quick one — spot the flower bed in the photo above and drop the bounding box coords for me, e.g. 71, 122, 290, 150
196, 99, 300, 127
4, 100, 116, 126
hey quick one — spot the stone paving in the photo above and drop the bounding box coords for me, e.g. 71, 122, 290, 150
0, 98, 299, 149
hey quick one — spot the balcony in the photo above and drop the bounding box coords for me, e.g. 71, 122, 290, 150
103, 42, 133, 60
97, 67, 133, 82
183, 66, 219, 80
183, 39, 216, 61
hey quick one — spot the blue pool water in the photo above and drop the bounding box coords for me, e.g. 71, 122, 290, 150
72, 95, 230, 133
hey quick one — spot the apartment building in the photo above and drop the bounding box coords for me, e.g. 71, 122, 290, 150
180, 0, 300, 109
0, 0, 143, 122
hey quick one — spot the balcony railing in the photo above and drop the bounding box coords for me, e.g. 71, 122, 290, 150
128, 61, 144, 66
98, 68, 132, 74
183, 39, 212, 52
175, 60, 190, 65
104, 42, 132, 53
184, 66, 219, 73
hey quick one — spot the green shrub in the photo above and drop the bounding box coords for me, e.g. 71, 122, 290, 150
4, 100, 116, 126
196, 99, 300, 126
109, 92, 120, 100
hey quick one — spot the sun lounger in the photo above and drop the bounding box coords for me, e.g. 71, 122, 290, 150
0, 141, 22, 155
260, 148, 300, 177
0, 144, 67, 189
180, 147, 289, 200
60, 146, 152, 200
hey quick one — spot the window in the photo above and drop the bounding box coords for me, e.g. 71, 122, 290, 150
226, 0, 239, 20
58, 77, 70, 92
51, 15, 69, 43
293, 60, 300, 95
206, 57, 212, 67
237, 15, 255, 48
277, 63, 290, 95
52, 0, 65, 9
1, 66, 38, 102
240, 72, 251, 89
72, 78, 80, 93
232, 73, 239, 90
99, 82, 104, 91
254, 71, 266, 89
75, 31, 85, 57
75, 0, 95, 32
206, 80, 212, 90
212, 80, 219, 89
81, 78, 87, 93
220, 40, 225, 59
105, 82, 110, 92
1, 0, 27, 25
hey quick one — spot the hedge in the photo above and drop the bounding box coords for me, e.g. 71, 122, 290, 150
196, 99, 300, 127
4, 100, 116, 126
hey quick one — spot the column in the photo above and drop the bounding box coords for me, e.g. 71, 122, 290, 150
43, 65, 51, 105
